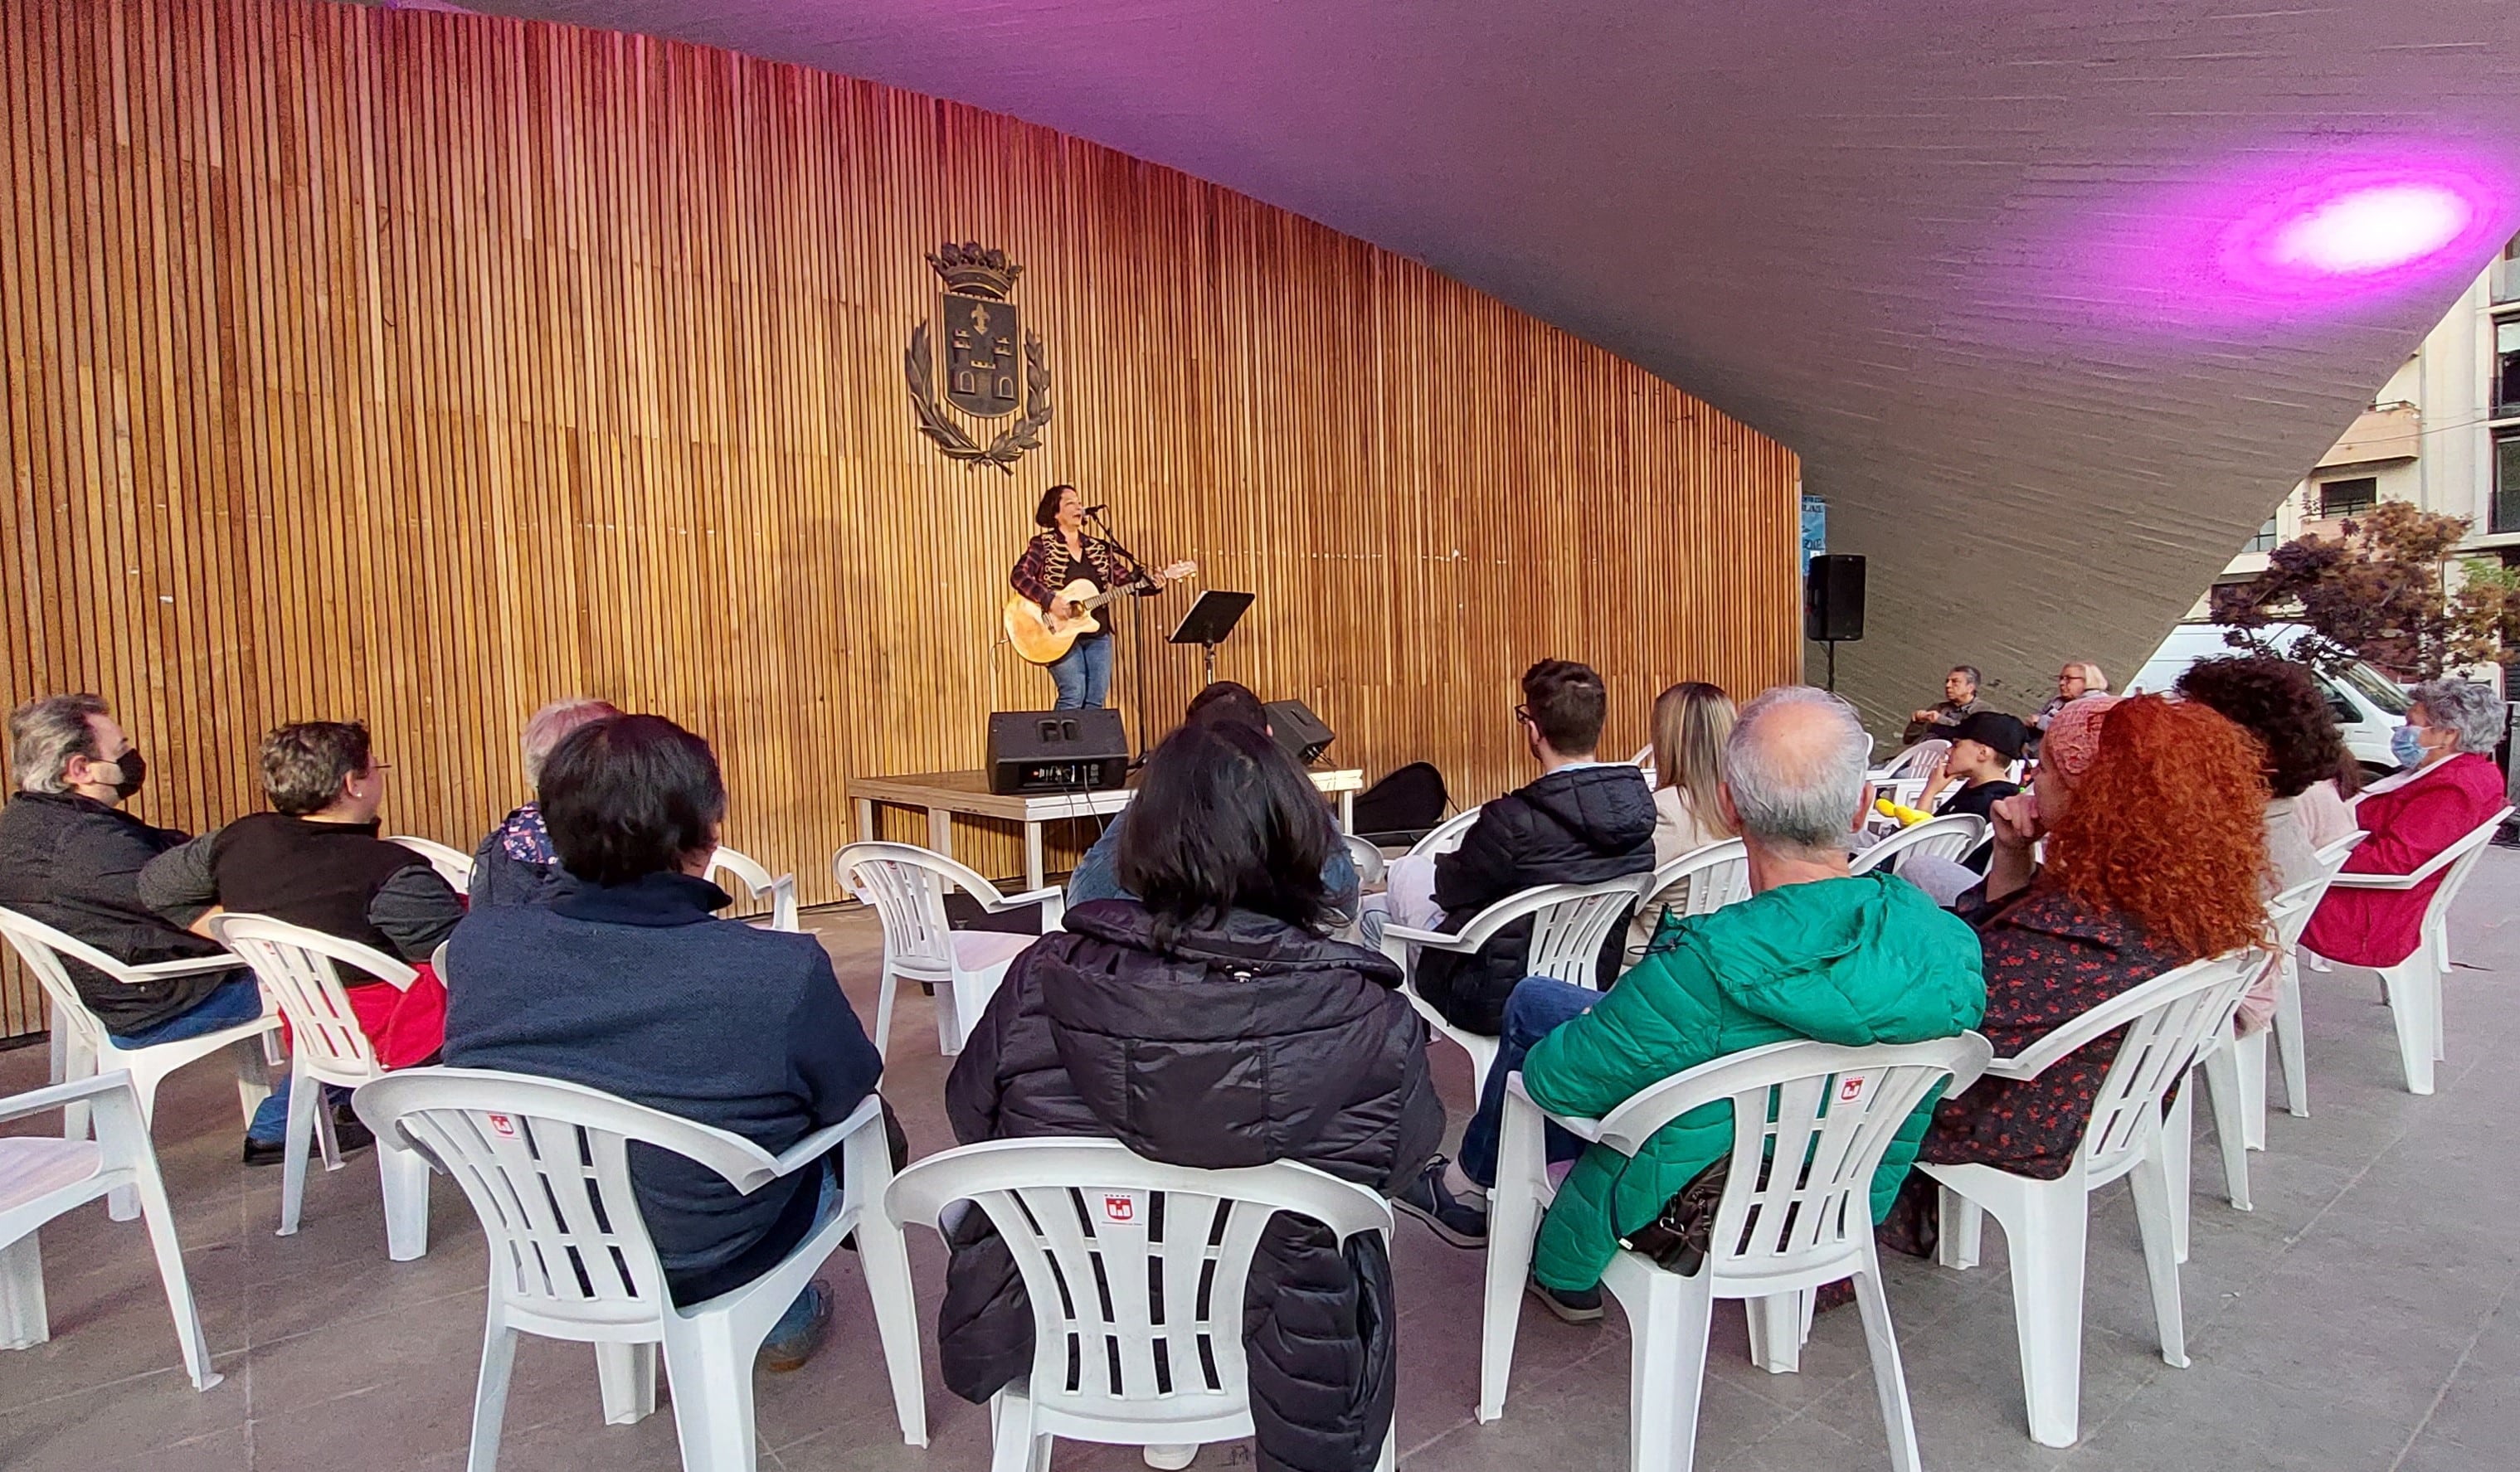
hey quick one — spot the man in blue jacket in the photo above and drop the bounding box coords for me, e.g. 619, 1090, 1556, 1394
444, 713, 883, 1372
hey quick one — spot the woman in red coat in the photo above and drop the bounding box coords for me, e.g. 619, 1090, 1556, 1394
2301, 679, 2510, 969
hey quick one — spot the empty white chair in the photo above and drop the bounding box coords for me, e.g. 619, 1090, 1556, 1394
705, 845, 800, 932
2303, 806, 2512, 1095
834, 841, 1063, 1057
389, 834, 477, 891
888, 1138, 1394, 1472
209, 915, 434, 1261
2262, 830, 2367, 1120
1481, 1036, 1992, 1471
357, 1068, 925, 1471
2, 1071, 221, 1392
1404, 804, 1484, 862
1379, 876, 1647, 1096
1849, 814, 1990, 877
1919, 951, 2261, 1448
0, 905, 278, 1218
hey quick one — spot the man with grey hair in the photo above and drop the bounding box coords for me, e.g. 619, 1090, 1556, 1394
469, 697, 622, 906
0, 694, 292, 1159
1432, 685, 1986, 1322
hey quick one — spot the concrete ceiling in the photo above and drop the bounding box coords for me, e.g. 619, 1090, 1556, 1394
444, 0, 2520, 726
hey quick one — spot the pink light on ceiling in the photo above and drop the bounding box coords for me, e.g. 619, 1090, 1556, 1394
2217, 169, 2496, 295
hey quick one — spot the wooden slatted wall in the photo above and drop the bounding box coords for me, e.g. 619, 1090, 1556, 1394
0, 0, 1800, 1037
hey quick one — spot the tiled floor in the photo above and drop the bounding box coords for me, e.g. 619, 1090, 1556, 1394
5, 853, 2517, 1471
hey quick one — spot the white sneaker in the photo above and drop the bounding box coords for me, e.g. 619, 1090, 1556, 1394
1142, 1445, 1199, 1470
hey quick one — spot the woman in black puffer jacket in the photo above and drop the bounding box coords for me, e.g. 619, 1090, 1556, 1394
940, 717, 1442, 1472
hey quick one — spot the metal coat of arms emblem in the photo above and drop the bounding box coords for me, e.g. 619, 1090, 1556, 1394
906, 241, 1053, 473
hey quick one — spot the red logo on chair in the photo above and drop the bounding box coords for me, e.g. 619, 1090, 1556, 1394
489, 1113, 517, 1139
1102, 1193, 1136, 1225
1838, 1077, 1866, 1104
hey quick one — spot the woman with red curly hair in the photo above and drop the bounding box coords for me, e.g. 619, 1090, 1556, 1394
1912, 694, 2270, 1180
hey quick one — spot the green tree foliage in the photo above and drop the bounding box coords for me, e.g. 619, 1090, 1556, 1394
2209, 500, 2510, 679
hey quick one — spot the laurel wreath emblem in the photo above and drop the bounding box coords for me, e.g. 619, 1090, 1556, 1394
905, 322, 1053, 474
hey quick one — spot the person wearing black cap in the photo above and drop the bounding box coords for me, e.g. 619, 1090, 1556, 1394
1921, 711, 2030, 874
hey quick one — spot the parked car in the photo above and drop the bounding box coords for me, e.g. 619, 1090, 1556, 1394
2131, 622, 2408, 776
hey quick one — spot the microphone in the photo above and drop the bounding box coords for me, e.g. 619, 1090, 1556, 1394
1082, 503, 1109, 517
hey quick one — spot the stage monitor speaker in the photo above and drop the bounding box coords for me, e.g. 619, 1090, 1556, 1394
986, 709, 1129, 795
1262, 699, 1335, 765
1805, 554, 1866, 642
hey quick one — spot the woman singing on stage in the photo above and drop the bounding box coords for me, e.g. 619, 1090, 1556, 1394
1005, 484, 1193, 709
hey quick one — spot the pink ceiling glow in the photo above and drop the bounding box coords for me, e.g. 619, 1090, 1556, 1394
2220, 168, 2503, 295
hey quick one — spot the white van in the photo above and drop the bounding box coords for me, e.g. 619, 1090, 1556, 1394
2130, 622, 2408, 775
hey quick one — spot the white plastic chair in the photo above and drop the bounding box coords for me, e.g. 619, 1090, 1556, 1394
1480, 1036, 1993, 1471
1379, 876, 1647, 1096
2260, 830, 2367, 1123
2304, 806, 2512, 1095
1849, 814, 1991, 877
389, 834, 478, 891
1873, 741, 1949, 781
888, 1138, 1394, 1472
2, 1071, 222, 1391
1404, 804, 1484, 862
1625, 839, 1750, 964
1919, 951, 2262, 1448
0, 905, 278, 1219
705, 845, 800, 932
356, 1069, 925, 1471
834, 842, 1063, 1057
1341, 833, 1388, 891
209, 915, 433, 1261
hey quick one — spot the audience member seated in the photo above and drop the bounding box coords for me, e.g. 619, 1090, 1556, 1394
1396, 658, 1656, 1042
1901, 663, 1987, 746
2030, 660, 2109, 735
2300, 678, 2509, 971
1882, 695, 2267, 1247
1622, 680, 1738, 959
469, 697, 620, 907
941, 718, 1440, 1472
1919, 711, 2027, 825
0, 695, 289, 1162
1066, 680, 1358, 917
444, 714, 884, 1372
1406, 686, 1984, 1321
139, 721, 461, 1072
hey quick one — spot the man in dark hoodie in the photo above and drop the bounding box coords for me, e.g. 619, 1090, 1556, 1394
1394, 658, 1656, 1246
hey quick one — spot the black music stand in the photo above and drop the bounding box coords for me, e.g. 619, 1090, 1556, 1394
1169, 591, 1254, 687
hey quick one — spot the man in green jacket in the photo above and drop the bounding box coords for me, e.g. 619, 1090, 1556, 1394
1438, 685, 1986, 1320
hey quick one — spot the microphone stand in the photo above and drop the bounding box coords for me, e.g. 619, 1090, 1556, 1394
1082, 505, 1160, 763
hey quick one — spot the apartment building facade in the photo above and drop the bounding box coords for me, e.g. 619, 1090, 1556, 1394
2218, 233, 2520, 582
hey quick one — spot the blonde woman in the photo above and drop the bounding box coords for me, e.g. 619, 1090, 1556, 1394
1628, 682, 1739, 956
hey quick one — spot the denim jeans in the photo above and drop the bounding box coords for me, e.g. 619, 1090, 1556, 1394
108, 974, 290, 1141
765, 1159, 845, 1348
1457, 975, 1599, 1188
1048, 633, 1113, 709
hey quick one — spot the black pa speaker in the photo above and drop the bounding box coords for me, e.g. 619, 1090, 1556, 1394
1262, 698, 1335, 765
1805, 554, 1866, 642
985, 709, 1129, 795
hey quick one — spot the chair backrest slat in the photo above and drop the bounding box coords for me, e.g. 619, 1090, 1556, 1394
1404, 806, 1483, 862
1522, 881, 1642, 984
2423, 808, 2513, 931
888, 1140, 1389, 1424
1598, 1037, 1992, 1285
2075, 953, 2260, 1177
836, 842, 1013, 974
1637, 839, 1751, 927
211, 916, 416, 1084
0, 907, 118, 1057
1850, 814, 1990, 877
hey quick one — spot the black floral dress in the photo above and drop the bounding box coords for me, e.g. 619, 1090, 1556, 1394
1916, 882, 2186, 1180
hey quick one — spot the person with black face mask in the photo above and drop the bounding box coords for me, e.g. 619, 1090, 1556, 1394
0, 693, 294, 1161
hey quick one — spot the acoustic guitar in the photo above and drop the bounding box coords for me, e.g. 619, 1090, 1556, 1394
1005, 560, 1196, 665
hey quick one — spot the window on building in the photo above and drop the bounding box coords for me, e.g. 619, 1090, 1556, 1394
2243, 517, 2279, 553
2495, 431, 2520, 534
2498, 318, 2520, 419
2318, 477, 2379, 518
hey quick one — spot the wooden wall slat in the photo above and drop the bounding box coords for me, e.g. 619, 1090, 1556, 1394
0, 0, 1800, 1037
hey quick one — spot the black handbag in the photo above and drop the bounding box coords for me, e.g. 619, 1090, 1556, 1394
1616, 1158, 1729, 1275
